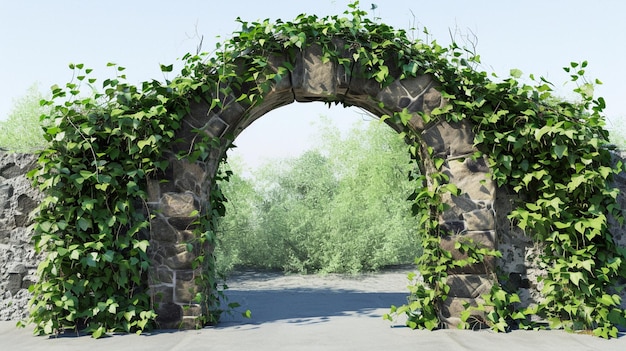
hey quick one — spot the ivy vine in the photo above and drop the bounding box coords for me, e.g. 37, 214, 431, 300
20, 1, 625, 338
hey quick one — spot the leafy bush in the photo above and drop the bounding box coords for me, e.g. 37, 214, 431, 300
215, 118, 422, 274
0, 84, 49, 152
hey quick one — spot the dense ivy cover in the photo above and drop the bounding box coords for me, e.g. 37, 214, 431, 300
21, 1, 625, 338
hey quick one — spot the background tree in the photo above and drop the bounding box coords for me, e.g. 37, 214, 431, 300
216, 116, 423, 274
0, 84, 49, 152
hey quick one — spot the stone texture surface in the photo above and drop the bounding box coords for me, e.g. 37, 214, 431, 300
0, 152, 42, 321
446, 274, 493, 299
146, 155, 211, 329
418, 118, 498, 324
440, 231, 496, 275
440, 297, 492, 328
421, 120, 476, 158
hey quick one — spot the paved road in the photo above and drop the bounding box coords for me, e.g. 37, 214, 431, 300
1, 269, 625, 350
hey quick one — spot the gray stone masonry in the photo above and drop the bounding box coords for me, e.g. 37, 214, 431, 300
0, 152, 41, 321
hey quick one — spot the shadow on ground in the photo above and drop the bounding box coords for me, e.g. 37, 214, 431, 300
219, 288, 408, 326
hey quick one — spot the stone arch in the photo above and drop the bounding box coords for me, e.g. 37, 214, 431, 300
146, 39, 497, 329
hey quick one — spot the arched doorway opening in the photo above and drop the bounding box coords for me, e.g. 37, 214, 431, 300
146, 40, 497, 329
215, 103, 422, 276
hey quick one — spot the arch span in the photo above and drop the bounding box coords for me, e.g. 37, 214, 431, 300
145, 39, 497, 329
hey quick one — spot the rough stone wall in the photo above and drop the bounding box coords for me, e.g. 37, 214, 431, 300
0, 152, 42, 321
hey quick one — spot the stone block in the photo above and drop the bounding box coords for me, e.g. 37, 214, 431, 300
151, 285, 174, 306
264, 53, 296, 91
443, 157, 495, 202
0, 163, 21, 179
149, 266, 174, 285
160, 192, 198, 218
15, 194, 36, 227
292, 44, 342, 101
212, 100, 247, 133
375, 76, 442, 132
241, 53, 295, 121
347, 66, 383, 98
177, 230, 196, 243
171, 160, 206, 190
462, 209, 495, 231
184, 100, 212, 130
182, 304, 203, 317
178, 306, 204, 329
439, 220, 465, 234
150, 217, 178, 243
175, 270, 201, 304
178, 316, 202, 330
422, 87, 445, 115
0, 184, 13, 205
165, 248, 197, 270
439, 297, 490, 329
21, 274, 36, 289
167, 217, 198, 231
446, 274, 493, 298
174, 170, 205, 194
421, 120, 476, 158
155, 302, 182, 329
439, 193, 487, 221
8, 263, 26, 275
150, 241, 178, 261
7, 273, 22, 295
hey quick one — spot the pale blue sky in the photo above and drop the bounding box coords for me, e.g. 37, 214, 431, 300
1, 0, 624, 170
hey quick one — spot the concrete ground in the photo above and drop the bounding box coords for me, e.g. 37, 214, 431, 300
1, 268, 624, 351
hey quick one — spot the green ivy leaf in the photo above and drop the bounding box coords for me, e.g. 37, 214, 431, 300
433, 157, 445, 170
510, 68, 523, 78
77, 217, 91, 231
569, 271, 585, 286
85, 252, 98, 267
553, 144, 567, 159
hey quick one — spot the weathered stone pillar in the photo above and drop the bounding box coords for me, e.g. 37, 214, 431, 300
420, 119, 498, 327
146, 156, 210, 329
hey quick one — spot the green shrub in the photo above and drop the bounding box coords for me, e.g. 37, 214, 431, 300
215, 118, 422, 274
0, 84, 49, 152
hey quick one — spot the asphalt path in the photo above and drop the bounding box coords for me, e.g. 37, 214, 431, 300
1, 268, 624, 350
